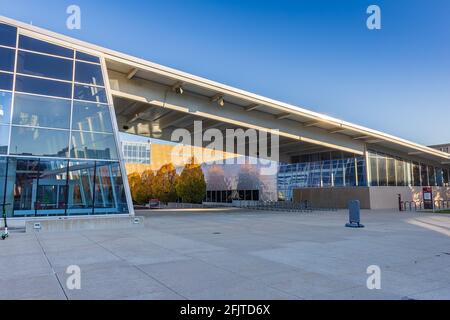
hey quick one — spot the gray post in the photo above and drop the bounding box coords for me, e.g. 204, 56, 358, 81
346, 200, 365, 228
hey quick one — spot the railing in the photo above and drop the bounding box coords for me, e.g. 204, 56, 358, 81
236, 201, 338, 213
400, 200, 450, 211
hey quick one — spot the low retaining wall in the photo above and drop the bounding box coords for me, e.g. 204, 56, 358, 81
293, 187, 371, 209
293, 186, 450, 210
25, 215, 144, 233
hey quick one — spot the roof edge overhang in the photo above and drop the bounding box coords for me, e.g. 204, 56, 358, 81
2, 15, 449, 163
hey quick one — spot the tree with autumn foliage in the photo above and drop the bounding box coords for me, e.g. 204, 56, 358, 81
140, 169, 156, 201
128, 172, 147, 204
153, 163, 178, 203
176, 159, 207, 204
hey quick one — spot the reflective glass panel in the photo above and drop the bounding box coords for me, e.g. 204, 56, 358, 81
93, 162, 128, 214
0, 23, 17, 47
19, 35, 73, 58
332, 160, 344, 186
15, 75, 72, 98
76, 52, 100, 64
35, 159, 68, 216
75, 61, 104, 86
0, 47, 15, 72
0, 157, 6, 209
0, 91, 12, 124
0, 72, 13, 91
428, 166, 436, 186
70, 131, 118, 160
421, 164, 429, 186
344, 158, 356, 186
310, 162, 321, 187
378, 156, 387, 186
10, 126, 69, 157
412, 162, 421, 186
356, 157, 367, 186
444, 168, 449, 186
436, 168, 444, 187
11, 158, 40, 216
67, 161, 95, 215
321, 160, 332, 187
13, 94, 71, 129
387, 157, 396, 186
74, 84, 107, 103
0, 125, 9, 154
396, 159, 406, 186
17, 51, 73, 81
71, 101, 113, 133
369, 154, 378, 186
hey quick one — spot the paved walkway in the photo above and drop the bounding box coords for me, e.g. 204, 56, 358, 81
1, 209, 450, 300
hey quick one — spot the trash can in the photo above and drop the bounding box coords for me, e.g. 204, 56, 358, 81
346, 200, 364, 228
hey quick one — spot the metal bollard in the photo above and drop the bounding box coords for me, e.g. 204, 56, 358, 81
346, 200, 365, 228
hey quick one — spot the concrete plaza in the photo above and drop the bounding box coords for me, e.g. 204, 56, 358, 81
1, 209, 450, 300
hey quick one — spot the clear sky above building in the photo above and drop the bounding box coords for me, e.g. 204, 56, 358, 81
1, 0, 449, 145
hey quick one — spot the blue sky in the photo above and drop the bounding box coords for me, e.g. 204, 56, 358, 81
1, 0, 449, 145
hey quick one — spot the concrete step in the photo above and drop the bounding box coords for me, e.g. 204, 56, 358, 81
24, 215, 144, 233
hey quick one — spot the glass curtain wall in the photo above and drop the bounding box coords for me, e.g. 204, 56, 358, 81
367, 151, 447, 187
0, 22, 129, 217
278, 153, 367, 201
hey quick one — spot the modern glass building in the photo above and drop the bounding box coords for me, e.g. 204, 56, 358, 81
1, 16, 449, 213
0, 22, 130, 217
278, 150, 449, 202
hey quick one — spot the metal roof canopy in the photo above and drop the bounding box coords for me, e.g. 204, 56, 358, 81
1, 15, 449, 165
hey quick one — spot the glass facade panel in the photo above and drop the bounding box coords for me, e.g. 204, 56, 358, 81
436, 168, 444, 187
122, 142, 151, 164
0, 72, 13, 91
67, 161, 95, 215
0, 23, 17, 47
12, 94, 71, 129
412, 162, 421, 186
378, 156, 387, 186
72, 101, 113, 133
15, 75, 72, 98
76, 52, 100, 64
344, 158, 356, 186
368, 153, 378, 186
421, 164, 429, 186
0, 47, 15, 72
17, 51, 73, 81
357, 157, 367, 186
75, 61, 104, 86
428, 166, 436, 186
321, 160, 332, 187
74, 84, 107, 103
0, 157, 6, 210
0, 125, 9, 154
396, 159, 406, 186
11, 158, 39, 216
0, 32, 130, 217
278, 155, 365, 200
444, 169, 449, 187
35, 159, 68, 216
10, 126, 69, 157
0, 91, 12, 124
19, 35, 74, 58
310, 162, 321, 187
104, 162, 128, 213
332, 160, 344, 186
387, 157, 396, 186
70, 131, 118, 160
